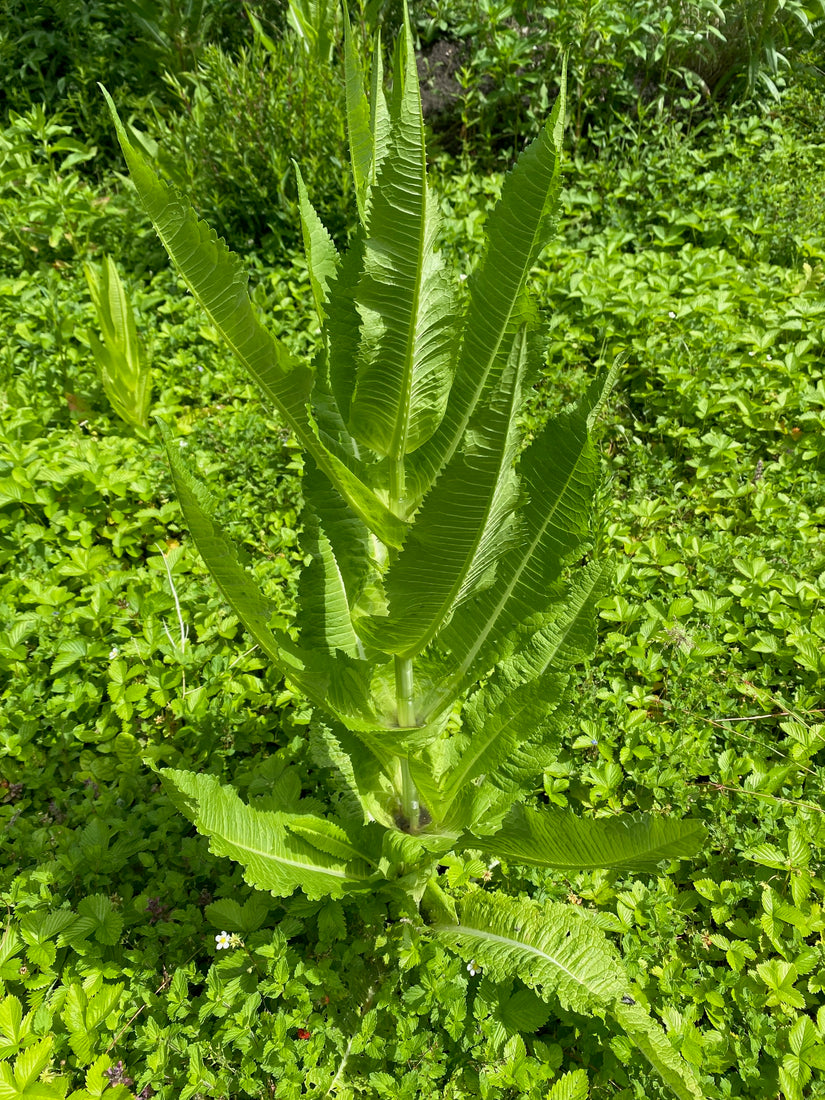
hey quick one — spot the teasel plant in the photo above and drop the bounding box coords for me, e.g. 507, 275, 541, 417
102, 8, 706, 1095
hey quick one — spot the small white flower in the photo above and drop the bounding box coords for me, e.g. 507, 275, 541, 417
109, 647, 119, 659
748, 351, 756, 356
179, 440, 188, 448
766, 355, 772, 361
466, 960, 480, 976
459, 273, 467, 282
668, 310, 676, 318
215, 931, 232, 950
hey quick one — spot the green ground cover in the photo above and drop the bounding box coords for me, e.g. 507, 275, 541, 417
1, 2, 824, 1096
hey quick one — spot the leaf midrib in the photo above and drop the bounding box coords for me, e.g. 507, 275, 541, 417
438, 922, 610, 1003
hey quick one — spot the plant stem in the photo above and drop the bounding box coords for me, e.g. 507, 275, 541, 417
395, 655, 420, 832
390, 456, 420, 830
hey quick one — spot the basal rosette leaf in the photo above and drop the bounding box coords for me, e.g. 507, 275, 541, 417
483, 805, 707, 872
435, 891, 703, 1100
160, 769, 377, 901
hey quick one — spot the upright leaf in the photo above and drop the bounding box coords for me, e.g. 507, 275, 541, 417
295, 164, 339, 331
429, 405, 601, 709
348, 14, 455, 465
343, 7, 372, 224
102, 88, 406, 549
356, 326, 528, 659
410, 57, 567, 493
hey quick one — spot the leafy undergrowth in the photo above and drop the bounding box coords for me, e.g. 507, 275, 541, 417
1, 94, 825, 1099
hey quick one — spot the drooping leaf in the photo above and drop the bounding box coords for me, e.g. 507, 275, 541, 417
611, 1000, 704, 1100
483, 806, 707, 872
434, 890, 626, 1015
435, 891, 702, 1100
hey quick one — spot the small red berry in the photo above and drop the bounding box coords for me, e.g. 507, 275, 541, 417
297, 1028, 311, 1040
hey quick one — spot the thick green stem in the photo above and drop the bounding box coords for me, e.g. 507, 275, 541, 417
389, 455, 420, 830
395, 655, 419, 831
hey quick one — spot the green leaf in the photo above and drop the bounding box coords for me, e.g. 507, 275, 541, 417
13, 1037, 53, 1089
102, 87, 405, 549
547, 1069, 589, 1100
297, 504, 362, 657
435, 891, 702, 1100
611, 1001, 704, 1100
84, 256, 151, 429
159, 769, 374, 900
348, 13, 455, 461
294, 164, 339, 330
159, 421, 380, 730
410, 59, 567, 490
430, 408, 602, 711
357, 324, 528, 659
434, 890, 626, 1014
484, 806, 706, 871
436, 673, 568, 825
343, 7, 372, 224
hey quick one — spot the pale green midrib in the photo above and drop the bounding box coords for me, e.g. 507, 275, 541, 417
422, 440, 587, 718
216, 831, 365, 881
400, 360, 524, 659
437, 923, 609, 1002
288, 825, 379, 869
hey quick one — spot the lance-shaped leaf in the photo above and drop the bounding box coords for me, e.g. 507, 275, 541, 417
612, 1000, 705, 1100
160, 770, 374, 901
410, 58, 567, 494
158, 419, 308, 678
435, 891, 703, 1100
343, 7, 372, 225
433, 673, 569, 826
356, 326, 527, 660
159, 420, 384, 732
428, 405, 600, 713
102, 88, 405, 550
84, 256, 152, 429
296, 506, 362, 658
295, 164, 339, 331
347, 15, 455, 463
483, 806, 707, 872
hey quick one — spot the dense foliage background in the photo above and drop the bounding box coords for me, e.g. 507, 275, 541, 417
1, 0, 824, 1096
